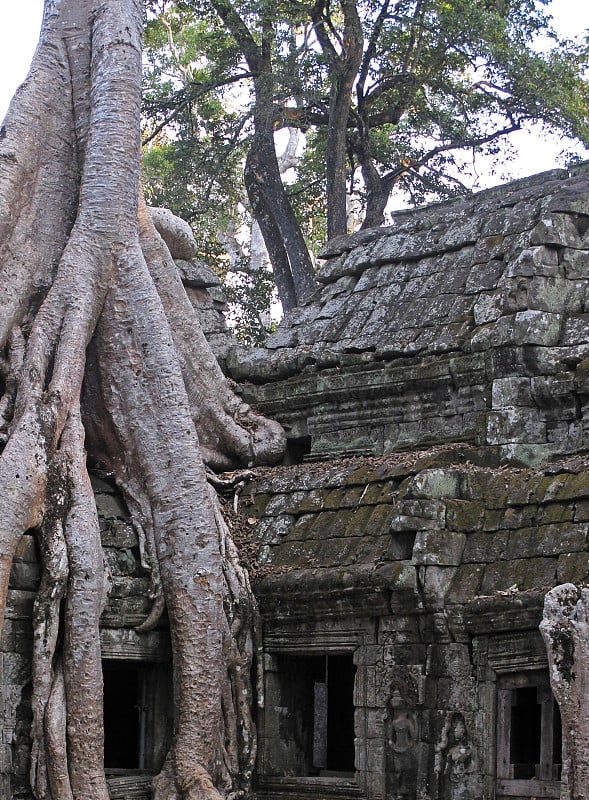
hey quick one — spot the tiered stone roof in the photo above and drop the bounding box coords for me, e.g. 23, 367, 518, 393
229, 164, 589, 465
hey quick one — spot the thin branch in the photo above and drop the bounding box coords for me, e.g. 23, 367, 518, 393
309, 0, 340, 63
206, 0, 264, 72
201, 112, 251, 198
380, 121, 522, 191
142, 72, 254, 146
357, 0, 392, 104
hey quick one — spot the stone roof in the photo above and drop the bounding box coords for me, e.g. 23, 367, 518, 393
231, 164, 589, 378
228, 164, 589, 464
242, 448, 589, 632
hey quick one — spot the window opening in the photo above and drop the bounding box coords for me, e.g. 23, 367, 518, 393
497, 671, 562, 797
274, 653, 356, 777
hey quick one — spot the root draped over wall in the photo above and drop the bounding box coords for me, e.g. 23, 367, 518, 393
541, 584, 589, 800
0, 1, 285, 798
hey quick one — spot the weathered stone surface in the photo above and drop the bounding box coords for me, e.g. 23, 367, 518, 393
479, 557, 557, 595
95, 492, 129, 519
446, 564, 485, 604
412, 531, 466, 566
390, 499, 446, 531
175, 257, 221, 288
8, 562, 40, 592
10, 167, 589, 800
487, 407, 547, 444
407, 469, 461, 500
230, 165, 589, 466
5, 591, 35, 621
529, 214, 582, 248
14, 535, 37, 564
99, 628, 170, 661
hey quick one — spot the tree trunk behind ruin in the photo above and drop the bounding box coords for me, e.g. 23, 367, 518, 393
208, 0, 316, 311
244, 121, 317, 310
311, 0, 363, 240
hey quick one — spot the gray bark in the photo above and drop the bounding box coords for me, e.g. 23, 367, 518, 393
541, 583, 589, 800
0, 1, 285, 798
311, 0, 363, 240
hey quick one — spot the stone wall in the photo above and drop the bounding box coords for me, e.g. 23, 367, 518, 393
225, 165, 589, 800
177, 256, 234, 363
243, 447, 589, 800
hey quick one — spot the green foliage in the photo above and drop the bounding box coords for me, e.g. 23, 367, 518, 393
142, 0, 265, 337
287, 128, 328, 250
141, 0, 589, 328
223, 268, 279, 346
346, 0, 589, 205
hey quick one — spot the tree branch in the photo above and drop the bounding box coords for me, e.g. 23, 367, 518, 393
142, 72, 254, 146
380, 121, 522, 191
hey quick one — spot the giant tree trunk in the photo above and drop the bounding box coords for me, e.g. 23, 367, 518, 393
244, 125, 316, 311
0, 2, 285, 799
311, 0, 363, 240
540, 584, 589, 800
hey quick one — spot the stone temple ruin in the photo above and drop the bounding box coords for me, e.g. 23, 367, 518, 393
4, 162, 589, 799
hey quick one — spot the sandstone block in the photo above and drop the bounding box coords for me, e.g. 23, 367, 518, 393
390, 500, 446, 531
529, 214, 581, 248
413, 531, 466, 566
491, 376, 532, 408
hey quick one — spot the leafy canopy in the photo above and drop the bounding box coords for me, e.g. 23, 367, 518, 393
141, 0, 589, 333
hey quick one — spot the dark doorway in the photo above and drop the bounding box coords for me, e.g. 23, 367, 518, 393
285, 435, 312, 465
274, 653, 356, 776
326, 654, 356, 772
510, 686, 541, 779
103, 661, 140, 769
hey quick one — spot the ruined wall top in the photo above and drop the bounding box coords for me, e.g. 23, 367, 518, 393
243, 447, 589, 632
232, 164, 589, 377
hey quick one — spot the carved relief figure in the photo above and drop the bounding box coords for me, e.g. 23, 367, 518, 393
386, 707, 418, 799
434, 712, 474, 800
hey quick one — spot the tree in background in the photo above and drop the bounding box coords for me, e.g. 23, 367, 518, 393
143, 0, 316, 316
279, 0, 589, 233
143, 0, 589, 294
344, 0, 589, 229
0, 0, 285, 797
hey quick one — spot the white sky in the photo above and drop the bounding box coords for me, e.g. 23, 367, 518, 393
0, 2, 44, 118
0, 0, 588, 184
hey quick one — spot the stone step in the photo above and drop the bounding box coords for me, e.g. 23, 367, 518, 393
107, 773, 152, 800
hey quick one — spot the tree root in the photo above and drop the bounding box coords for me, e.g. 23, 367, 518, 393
61, 408, 110, 800
44, 663, 73, 800
30, 455, 69, 799
0, 2, 285, 798
541, 583, 589, 800
138, 196, 286, 470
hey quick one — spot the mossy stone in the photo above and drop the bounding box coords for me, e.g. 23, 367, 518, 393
446, 500, 485, 532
